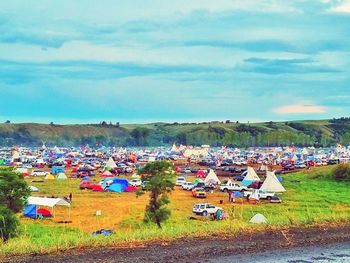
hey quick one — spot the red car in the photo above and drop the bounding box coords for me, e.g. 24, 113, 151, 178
79, 180, 95, 190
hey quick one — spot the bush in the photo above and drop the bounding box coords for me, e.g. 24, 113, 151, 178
333, 163, 350, 181
0, 206, 19, 241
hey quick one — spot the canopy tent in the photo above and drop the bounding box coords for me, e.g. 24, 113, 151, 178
25, 196, 71, 219
241, 167, 261, 186
196, 170, 207, 178
204, 169, 220, 184
260, 171, 286, 193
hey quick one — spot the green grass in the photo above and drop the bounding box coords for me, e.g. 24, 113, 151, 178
1, 166, 350, 257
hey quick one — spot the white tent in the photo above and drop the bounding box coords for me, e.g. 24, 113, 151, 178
250, 213, 267, 224
56, 173, 68, 180
27, 196, 71, 218
204, 169, 221, 184
105, 157, 117, 169
27, 197, 70, 208
29, 185, 40, 192
245, 167, 261, 181
260, 171, 286, 192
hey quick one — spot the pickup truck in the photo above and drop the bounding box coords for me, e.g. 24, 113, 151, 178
219, 182, 248, 192
192, 203, 222, 216
243, 189, 275, 200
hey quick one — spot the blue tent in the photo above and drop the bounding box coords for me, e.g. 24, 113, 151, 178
24, 204, 37, 219
81, 176, 91, 181
105, 178, 129, 193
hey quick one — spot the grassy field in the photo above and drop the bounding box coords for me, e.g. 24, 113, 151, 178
1, 166, 350, 257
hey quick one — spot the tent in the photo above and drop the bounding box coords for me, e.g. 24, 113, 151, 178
105, 157, 117, 170
29, 185, 40, 192
106, 178, 129, 193
81, 176, 91, 181
196, 170, 207, 178
250, 213, 267, 224
102, 170, 113, 177
92, 185, 104, 192
124, 186, 137, 192
24, 204, 37, 219
241, 167, 261, 186
204, 169, 220, 184
25, 196, 71, 218
259, 171, 286, 192
45, 174, 55, 180
56, 173, 68, 180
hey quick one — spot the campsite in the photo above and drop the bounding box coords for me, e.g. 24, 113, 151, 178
1, 144, 350, 258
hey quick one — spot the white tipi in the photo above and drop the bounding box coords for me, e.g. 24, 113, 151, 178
204, 169, 221, 184
260, 171, 286, 192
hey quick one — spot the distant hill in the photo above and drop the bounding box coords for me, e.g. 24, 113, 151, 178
1, 118, 350, 147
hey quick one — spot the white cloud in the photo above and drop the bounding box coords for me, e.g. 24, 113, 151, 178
273, 104, 327, 114
330, 0, 350, 13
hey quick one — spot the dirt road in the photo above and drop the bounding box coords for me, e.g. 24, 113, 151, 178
4, 224, 350, 263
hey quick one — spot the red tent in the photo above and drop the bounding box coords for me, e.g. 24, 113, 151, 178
92, 185, 104, 192
196, 170, 206, 178
124, 186, 137, 192
175, 167, 181, 172
37, 208, 52, 218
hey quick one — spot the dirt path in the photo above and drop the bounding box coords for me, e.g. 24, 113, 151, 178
4, 224, 350, 263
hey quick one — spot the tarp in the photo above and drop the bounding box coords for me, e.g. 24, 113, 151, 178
92, 185, 104, 192
27, 196, 71, 208
24, 204, 37, 219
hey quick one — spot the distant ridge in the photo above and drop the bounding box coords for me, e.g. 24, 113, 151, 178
0, 118, 349, 147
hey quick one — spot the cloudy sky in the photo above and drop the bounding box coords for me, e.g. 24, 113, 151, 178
0, 0, 350, 124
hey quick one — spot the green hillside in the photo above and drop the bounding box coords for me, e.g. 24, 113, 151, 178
1, 118, 350, 147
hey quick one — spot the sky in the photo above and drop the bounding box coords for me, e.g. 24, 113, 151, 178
0, 0, 350, 124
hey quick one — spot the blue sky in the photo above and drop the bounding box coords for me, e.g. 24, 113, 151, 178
1, 0, 350, 124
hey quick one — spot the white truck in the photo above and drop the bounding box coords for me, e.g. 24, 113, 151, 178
192, 203, 222, 216
243, 189, 275, 200
219, 182, 248, 192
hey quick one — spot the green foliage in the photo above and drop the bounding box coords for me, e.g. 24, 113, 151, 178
0, 167, 31, 213
138, 161, 176, 228
131, 127, 150, 146
0, 206, 19, 241
333, 163, 350, 181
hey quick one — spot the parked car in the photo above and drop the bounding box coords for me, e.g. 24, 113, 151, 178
30, 170, 48, 177
182, 182, 194, 190
219, 182, 247, 192
270, 196, 282, 203
233, 174, 245, 181
248, 181, 263, 189
176, 176, 186, 186
129, 178, 142, 187
79, 180, 95, 190
244, 189, 275, 200
192, 188, 207, 198
192, 203, 222, 216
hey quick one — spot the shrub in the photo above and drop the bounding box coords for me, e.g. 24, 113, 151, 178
333, 163, 350, 181
0, 206, 19, 241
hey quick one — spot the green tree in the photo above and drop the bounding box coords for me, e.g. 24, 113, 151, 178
138, 161, 176, 228
131, 127, 150, 146
0, 206, 19, 241
0, 168, 30, 213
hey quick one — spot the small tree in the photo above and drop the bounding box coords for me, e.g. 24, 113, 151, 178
0, 168, 29, 241
333, 163, 350, 181
0, 168, 30, 213
0, 206, 19, 241
138, 161, 176, 228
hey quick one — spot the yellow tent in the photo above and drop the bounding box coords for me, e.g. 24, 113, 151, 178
45, 174, 55, 180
